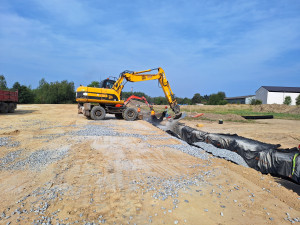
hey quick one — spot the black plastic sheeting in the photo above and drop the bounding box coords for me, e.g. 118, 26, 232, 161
150, 111, 166, 125
174, 125, 300, 184
242, 115, 274, 119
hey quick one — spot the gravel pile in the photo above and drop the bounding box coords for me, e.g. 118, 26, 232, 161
0, 182, 71, 225
193, 142, 249, 167
69, 124, 148, 140
39, 124, 77, 130
131, 172, 213, 202
0, 149, 23, 170
152, 142, 210, 161
0, 137, 20, 148
0, 147, 69, 171
69, 124, 119, 137
33, 133, 66, 142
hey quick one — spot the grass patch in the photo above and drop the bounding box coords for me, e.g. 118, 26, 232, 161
150, 105, 300, 120
184, 116, 255, 123
184, 117, 214, 122
180, 106, 300, 120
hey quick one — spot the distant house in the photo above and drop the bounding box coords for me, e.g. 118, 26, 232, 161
256, 86, 300, 105
224, 95, 255, 104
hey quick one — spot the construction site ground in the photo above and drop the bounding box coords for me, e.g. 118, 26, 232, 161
0, 104, 299, 225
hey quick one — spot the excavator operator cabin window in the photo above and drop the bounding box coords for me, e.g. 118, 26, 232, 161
99, 79, 115, 89
106, 80, 115, 89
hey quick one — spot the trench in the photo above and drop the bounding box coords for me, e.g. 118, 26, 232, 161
147, 114, 300, 192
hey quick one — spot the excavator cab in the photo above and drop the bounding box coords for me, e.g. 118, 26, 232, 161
99, 79, 116, 89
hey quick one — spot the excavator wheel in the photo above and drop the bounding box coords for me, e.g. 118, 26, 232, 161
115, 113, 123, 119
123, 108, 138, 121
91, 106, 106, 120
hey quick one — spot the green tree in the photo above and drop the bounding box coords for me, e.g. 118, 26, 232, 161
0, 75, 8, 90
203, 95, 209, 100
283, 96, 292, 105
191, 93, 202, 105
153, 96, 168, 105
207, 92, 227, 105
87, 81, 100, 87
12, 82, 21, 91
12, 82, 34, 103
176, 97, 191, 105
13, 83, 34, 103
34, 78, 75, 104
182, 97, 192, 105
176, 97, 183, 104
34, 78, 49, 103
296, 94, 300, 106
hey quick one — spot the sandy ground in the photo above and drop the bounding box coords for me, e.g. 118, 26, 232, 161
0, 104, 299, 225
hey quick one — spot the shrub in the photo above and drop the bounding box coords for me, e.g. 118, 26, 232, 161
250, 99, 262, 105
296, 94, 300, 106
283, 96, 292, 105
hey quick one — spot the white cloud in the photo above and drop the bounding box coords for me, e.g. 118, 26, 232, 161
1, 0, 300, 97
33, 0, 92, 26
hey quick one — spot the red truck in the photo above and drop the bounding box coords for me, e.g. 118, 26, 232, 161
0, 90, 18, 113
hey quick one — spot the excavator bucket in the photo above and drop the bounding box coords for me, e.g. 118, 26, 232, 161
173, 113, 183, 120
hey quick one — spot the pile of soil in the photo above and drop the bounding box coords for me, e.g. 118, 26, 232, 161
197, 113, 246, 121
125, 99, 149, 107
253, 104, 300, 114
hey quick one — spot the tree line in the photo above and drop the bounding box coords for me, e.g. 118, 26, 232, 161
0, 75, 75, 104
0, 75, 229, 105
89, 81, 228, 105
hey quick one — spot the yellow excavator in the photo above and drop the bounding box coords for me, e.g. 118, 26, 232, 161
76, 67, 181, 121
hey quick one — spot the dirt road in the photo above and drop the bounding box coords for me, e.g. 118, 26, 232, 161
0, 105, 299, 225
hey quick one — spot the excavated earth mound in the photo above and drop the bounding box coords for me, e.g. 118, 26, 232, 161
200, 113, 246, 121
253, 104, 300, 114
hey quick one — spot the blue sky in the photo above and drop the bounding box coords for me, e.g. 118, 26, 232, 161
1, 0, 300, 98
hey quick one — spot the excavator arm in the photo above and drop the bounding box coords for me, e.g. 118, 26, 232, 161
112, 67, 180, 114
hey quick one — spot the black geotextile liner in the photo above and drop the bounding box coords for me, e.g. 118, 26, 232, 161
179, 126, 300, 184
150, 111, 166, 124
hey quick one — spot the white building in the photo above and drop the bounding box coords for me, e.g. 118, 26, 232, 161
256, 86, 300, 105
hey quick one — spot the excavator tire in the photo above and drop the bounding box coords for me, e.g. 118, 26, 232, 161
123, 108, 138, 121
91, 106, 106, 120
8, 103, 15, 113
115, 113, 123, 119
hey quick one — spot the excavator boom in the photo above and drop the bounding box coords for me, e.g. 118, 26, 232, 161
113, 68, 180, 114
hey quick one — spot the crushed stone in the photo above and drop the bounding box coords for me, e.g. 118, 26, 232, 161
0, 147, 69, 171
